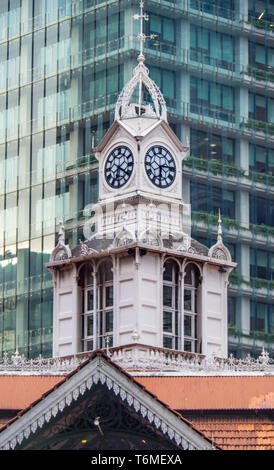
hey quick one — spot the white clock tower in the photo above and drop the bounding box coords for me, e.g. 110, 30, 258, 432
47, 2, 236, 363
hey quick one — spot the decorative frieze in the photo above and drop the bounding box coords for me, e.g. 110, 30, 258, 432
0, 346, 273, 376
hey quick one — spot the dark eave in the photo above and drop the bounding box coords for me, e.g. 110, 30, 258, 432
45, 241, 237, 270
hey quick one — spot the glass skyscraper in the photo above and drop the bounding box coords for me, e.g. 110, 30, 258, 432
0, 0, 273, 359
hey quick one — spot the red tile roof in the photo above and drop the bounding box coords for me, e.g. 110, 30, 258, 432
184, 413, 274, 450
0, 352, 213, 448
135, 376, 274, 450
0, 376, 65, 410
1, 355, 274, 450
135, 376, 274, 410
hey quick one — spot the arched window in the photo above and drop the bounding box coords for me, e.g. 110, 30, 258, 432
79, 263, 95, 352
79, 259, 114, 352
97, 259, 113, 348
184, 263, 200, 353
162, 259, 180, 349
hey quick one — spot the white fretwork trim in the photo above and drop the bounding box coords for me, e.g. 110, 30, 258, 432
110, 346, 274, 376
115, 60, 167, 122
0, 347, 273, 376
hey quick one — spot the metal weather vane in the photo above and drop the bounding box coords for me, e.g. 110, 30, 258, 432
133, 1, 157, 62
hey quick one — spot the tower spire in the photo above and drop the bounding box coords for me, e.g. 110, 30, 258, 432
133, 1, 157, 116
58, 217, 65, 244
134, 0, 147, 64
114, 1, 166, 121
217, 209, 223, 243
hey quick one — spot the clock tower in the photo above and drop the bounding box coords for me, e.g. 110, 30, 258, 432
47, 2, 236, 362
95, 70, 186, 207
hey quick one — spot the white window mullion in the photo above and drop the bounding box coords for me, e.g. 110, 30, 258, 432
93, 271, 97, 349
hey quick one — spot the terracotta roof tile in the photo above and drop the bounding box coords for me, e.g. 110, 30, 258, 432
183, 414, 274, 450
0, 376, 65, 410
135, 376, 274, 410
1, 355, 274, 450
135, 376, 274, 450
0, 352, 214, 448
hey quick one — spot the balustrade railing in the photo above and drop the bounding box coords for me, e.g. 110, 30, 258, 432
0, 344, 273, 375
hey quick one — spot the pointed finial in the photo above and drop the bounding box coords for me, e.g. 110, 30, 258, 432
217, 209, 222, 243
134, 1, 148, 63
58, 217, 65, 244
133, 1, 157, 115
259, 347, 269, 365
115, 1, 166, 121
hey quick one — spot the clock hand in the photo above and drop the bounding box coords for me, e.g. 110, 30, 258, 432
116, 166, 131, 179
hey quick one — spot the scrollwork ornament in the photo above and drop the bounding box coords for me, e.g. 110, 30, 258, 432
99, 373, 106, 384
65, 393, 72, 406
17, 433, 24, 445
113, 383, 120, 395
54, 249, 68, 261
127, 393, 133, 406
106, 377, 113, 390
72, 388, 79, 401
24, 426, 30, 440
154, 417, 160, 428
212, 248, 227, 260
134, 399, 140, 412
168, 427, 174, 440
181, 438, 188, 449
120, 389, 126, 401
80, 383, 86, 395
38, 416, 45, 428
45, 411, 52, 423
140, 405, 147, 418
31, 420, 38, 433
86, 378, 93, 389
52, 405, 59, 417
93, 372, 99, 384
59, 399, 65, 412
161, 422, 167, 434
10, 438, 17, 450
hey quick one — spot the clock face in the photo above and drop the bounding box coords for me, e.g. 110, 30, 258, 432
104, 146, 134, 188
145, 146, 176, 188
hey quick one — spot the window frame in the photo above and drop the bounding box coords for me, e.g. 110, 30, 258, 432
162, 260, 180, 350
97, 260, 114, 349
183, 264, 199, 353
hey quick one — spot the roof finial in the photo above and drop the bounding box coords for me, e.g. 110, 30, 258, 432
134, 1, 147, 64
133, 1, 157, 116
115, 1, 166, 122
208, 208, 231, 262
58, 217, 65, 245
217, 209, 223, 243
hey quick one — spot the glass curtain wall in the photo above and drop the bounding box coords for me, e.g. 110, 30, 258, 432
0, 0, 126, 358
0, 0, 273, 359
